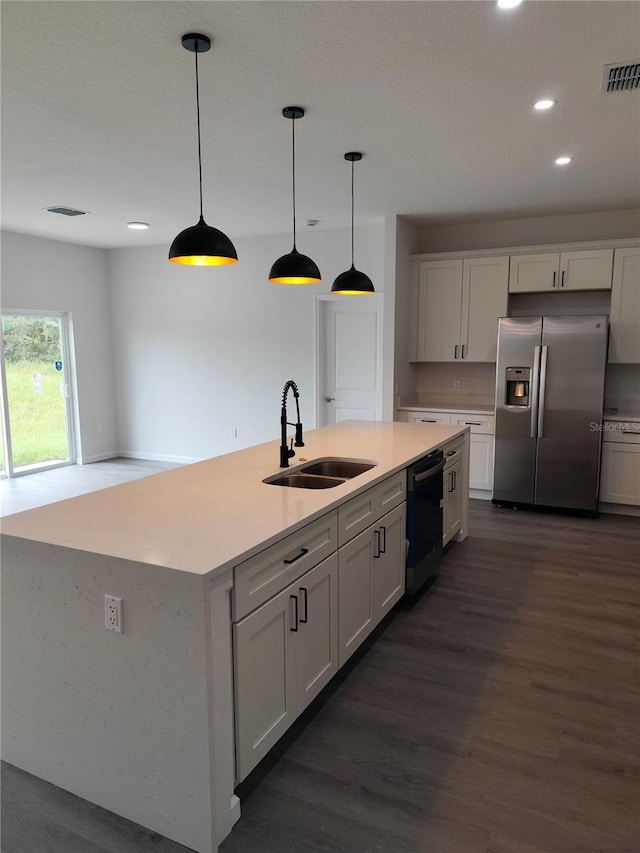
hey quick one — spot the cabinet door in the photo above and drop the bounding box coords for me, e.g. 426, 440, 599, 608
372, 503, 406, 619
469, 434, 494, 492
609, 247, 640, 363
294, 554, 339, 714
599, 443, 640, 505
509, 253, 559, 293
560, 249, 613, 291
416, 260, 463, 361
460, 256, 509, 361
338, 527, 376, 666
443, 461, 462, 545
234, 585, 296, 781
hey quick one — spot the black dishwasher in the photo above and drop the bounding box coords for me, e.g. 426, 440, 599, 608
405, 450, 445, 595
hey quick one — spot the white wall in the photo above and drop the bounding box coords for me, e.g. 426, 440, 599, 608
108, 224, 385, 461
390, 216, 419, 412
1, 231, 117, 462
415, 208, 640, 253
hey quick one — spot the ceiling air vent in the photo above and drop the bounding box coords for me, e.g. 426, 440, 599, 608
46, 205, 87, 217
602, 62, 640, 92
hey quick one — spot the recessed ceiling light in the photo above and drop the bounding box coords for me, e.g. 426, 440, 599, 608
534, 99, 556, 111
497, 0, 523, 9
127, 222, 149, 230
555, 156, 572, 166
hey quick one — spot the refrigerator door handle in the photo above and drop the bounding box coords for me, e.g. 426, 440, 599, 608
530, 345, 541, 438
538, 345, 549, 438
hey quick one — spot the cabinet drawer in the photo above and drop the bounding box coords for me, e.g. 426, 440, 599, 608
338, 470, 407, 546
234, 512, 338, 620
602, 422, 640, 444
409, 411, 452, 425
453, 413, 495, 434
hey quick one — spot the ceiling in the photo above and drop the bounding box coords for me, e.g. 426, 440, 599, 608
2, 1, 639, 250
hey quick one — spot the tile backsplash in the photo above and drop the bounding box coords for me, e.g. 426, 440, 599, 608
406, 363, 497, 409
604, 364, 640, 415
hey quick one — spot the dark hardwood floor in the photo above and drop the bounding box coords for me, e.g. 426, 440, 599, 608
3, 500, 639, 853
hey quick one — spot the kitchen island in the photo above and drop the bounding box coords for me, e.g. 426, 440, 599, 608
1, 420, 469, 853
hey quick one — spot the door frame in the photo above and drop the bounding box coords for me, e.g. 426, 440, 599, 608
315, 294, 384, 428
0, 308, 77, 478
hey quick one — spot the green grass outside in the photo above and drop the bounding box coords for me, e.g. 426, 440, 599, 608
5, 360, 68, 468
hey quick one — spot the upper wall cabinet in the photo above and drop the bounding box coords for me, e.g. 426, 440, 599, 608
609, 247, 640, 364
410, 256, 509, 363
508, 249, 613, 293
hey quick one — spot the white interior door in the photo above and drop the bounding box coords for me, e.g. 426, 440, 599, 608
319, 296, 382, 425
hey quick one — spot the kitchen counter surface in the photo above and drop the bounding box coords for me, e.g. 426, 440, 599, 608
1, 420, 466, 577
398, 404, 494, 415
603, 412, 640, 422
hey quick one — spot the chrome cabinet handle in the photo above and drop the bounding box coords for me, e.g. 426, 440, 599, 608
290, 595, 299, 632
325, 396, 335, 403
299, 587, 308, 624
538, 345, 548, 438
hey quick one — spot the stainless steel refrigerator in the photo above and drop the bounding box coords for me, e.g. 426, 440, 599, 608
493, 315, 608, 512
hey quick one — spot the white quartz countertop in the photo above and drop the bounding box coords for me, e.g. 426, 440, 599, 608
0, 420, 466, 578
398, 404, 494, 415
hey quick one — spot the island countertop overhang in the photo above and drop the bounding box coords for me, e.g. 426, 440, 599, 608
0, 420, 467, 577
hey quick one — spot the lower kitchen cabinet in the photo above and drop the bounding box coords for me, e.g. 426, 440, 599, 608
233, 552, 338, 781
469, 434, 494, 491
444, 459, 462, 545
338, 502, 406, 667
599, 441, 640, 505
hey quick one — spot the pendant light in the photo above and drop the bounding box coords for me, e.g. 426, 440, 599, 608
169, 33, 238, 266
331, 152, 374, 294
269, 107, 321, 285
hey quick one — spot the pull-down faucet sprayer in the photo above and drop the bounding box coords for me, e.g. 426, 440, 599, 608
280, 380, 304, 467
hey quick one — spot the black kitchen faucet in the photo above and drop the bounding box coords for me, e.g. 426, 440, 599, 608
280, 380, 304, 467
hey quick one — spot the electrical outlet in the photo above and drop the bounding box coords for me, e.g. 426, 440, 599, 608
231, 427, 238, 439
453, 380, 461, 391
104, 595, 123, 633
96, 423, 103, 433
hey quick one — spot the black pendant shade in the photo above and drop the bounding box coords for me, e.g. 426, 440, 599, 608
331, 264, 375, 295
269, 107, 321, 285
331, 152, 374, 295
169, 33, 238, 267
269, 246, 321, 284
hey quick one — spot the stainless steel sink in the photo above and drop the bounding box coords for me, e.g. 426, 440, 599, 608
298, 459, 376, 478
263, 457, 377, 489
266, 473, 346, 489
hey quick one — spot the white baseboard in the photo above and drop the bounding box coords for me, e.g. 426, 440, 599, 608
470, 488, 492, 501
598, 501, 640, 517
76, 452, 119, 464
117, 451, 203, 465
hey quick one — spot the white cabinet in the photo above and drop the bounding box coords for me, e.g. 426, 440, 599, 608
599, 422, 640, 506
444, 459, 462, 546
411, 256, 508, 362
509, 249, 613, 293
609, 247, 640, 364
468, 434, 494, 491
409, 411, 452, 426
234, 552, 339, 781
339, 502, 406, 667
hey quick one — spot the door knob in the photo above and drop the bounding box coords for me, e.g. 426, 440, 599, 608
325, 396, 335, 403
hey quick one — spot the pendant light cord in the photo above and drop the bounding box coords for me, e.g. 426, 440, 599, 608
350, 157, 355, 266
291, 115, 297, 250
195, 46, 204, 221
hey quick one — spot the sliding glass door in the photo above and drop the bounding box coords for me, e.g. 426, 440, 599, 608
1, 312, 75, 477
